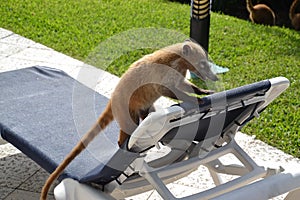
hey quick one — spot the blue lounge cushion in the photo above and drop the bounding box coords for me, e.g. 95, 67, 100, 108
0, 66, 138, 185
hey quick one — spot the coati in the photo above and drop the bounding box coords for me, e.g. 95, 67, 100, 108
40, 40, 218, 200
246, 0, 276, 26
290, 0, 300, 30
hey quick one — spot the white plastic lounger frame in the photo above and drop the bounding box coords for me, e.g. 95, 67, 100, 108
55, 136, 300, 200
54, 77, 300, 200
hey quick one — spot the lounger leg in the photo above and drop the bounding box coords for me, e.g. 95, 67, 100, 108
207, 167, 222, 185
140, 164, 176, 200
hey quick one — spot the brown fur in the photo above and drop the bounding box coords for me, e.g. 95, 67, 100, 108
290, 0, 300, 30
40, 41, 218, 200
246, 0, 275, 26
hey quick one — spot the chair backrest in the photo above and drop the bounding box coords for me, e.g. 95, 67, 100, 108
163, 79, 272, 144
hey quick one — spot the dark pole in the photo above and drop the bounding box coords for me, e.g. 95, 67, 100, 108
190, 0, 211, 52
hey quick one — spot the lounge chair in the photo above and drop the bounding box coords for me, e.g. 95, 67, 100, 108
1, 66, 299, 200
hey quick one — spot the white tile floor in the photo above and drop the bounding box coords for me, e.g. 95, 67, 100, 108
0, 28, 299, 200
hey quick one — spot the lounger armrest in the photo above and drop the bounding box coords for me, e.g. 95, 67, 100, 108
128, 106, 186, 152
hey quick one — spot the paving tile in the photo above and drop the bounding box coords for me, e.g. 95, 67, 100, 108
1, 46, 83, 74
3, 189, 55, 200
173, 166, 216, 190
9, 47, 81, 66
147, 182, 203, 199
0, 137, 8, 145
0, 186, 14, 200
0, 33, 39, 48
0, 57, 46, 73
0, 28, 13, 39
0, 56, 80, 75
18, 168, 58, 195
0, 32, 51, 50
0, 143, 21, 158
125, 190, 154, 200
0, 43, 27, 58
0, 153, 40, 189
0, 54, 6, 60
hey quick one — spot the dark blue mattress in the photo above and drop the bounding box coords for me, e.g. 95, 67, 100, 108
0, 66, 138, 185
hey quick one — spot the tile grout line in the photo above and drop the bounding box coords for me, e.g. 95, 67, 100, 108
0, 32, 14, 40
3, 168, 42, 199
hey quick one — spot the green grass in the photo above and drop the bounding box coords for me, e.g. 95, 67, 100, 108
1, 0, 299, 157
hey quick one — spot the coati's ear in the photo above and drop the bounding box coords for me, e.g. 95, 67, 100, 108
183, 43, 192, 56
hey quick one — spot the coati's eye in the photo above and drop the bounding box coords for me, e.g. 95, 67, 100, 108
198, 60, 209, 69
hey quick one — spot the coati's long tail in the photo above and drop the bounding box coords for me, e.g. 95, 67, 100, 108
290, 0, 299, 20
246, 0, 254, 13
40, 101, 114, 200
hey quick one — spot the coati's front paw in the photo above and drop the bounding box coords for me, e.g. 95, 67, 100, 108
194, 88, 215, 95
203, 89, 215, 94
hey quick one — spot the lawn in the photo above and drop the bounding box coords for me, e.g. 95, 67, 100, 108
1, 0, 299, 157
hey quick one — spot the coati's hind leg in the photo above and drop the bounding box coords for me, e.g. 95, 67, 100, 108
118, 130, 130, 147
117, 110, 140, 146
118, 106, 155, 146
139, 105, 156, 120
